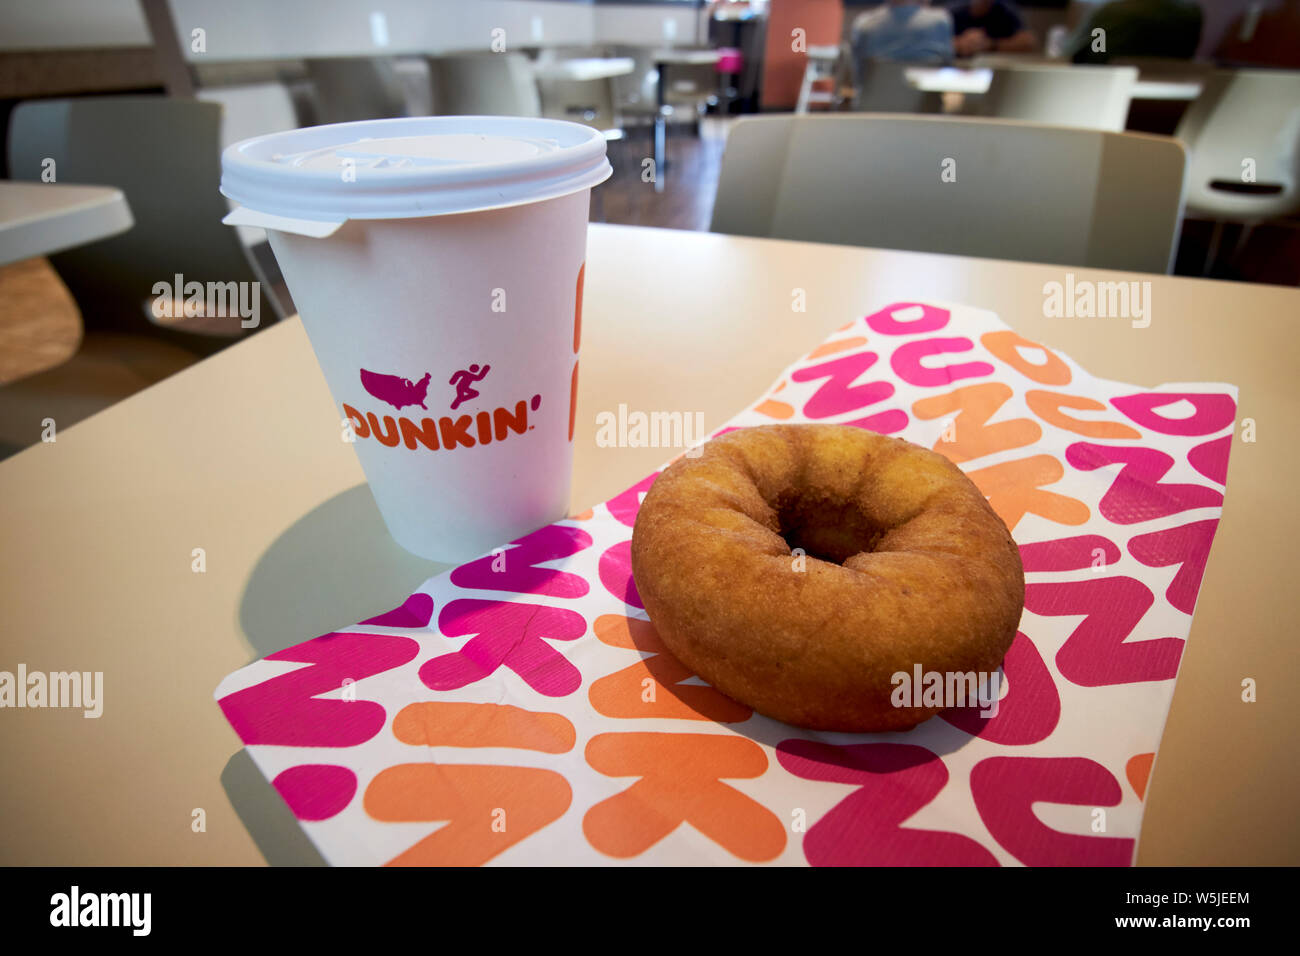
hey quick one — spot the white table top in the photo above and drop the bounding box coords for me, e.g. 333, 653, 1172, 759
1, 223, 1296, 865
534, 56, 636, 82
907, 66, 995, 95
1130, 79, 1204, 101
905, 66, 1203, 101
653, 48, 722, 66
0, 181, 133, 266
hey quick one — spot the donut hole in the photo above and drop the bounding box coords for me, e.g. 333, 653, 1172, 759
775, 492, 885, 565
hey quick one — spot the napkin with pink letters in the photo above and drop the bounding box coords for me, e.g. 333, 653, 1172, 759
215, 300, 1237, 866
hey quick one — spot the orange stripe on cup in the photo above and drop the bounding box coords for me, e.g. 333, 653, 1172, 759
574, 263, 584, 354
569, 361, 579, 441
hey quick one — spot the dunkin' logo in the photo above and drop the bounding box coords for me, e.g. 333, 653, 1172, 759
347, 364, 540, 452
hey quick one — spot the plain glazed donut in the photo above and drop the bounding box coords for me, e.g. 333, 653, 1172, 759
629, 424, 1024, 732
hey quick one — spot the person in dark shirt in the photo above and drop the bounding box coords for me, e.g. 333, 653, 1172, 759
947, 1, 1037, 56
1070, 0, 1203, 64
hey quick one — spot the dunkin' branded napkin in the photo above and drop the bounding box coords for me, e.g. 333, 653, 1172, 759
215, 301, 1237, 866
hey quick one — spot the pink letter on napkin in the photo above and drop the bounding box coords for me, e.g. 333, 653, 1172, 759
598, 540, 642, 609
361, 592, 435, 628
891, 337, 995, 388
273, 765, 357, 821
1066, 443, 1223, 524
1025, 577, 1183, 686
218, 631, 420, 747
1127, 519, 1220, 616
777, 741, 998, 866
607, 473, 658, 528
864, 302, 950, 335
971, 756, 1134, 866
790, 351, 895, 419
940, 633, 1060, 745
450, 524, 592, 597
1111, 391, 1235, 437
423, 599, 587, 697
1019, 534, 1120, 572
1188, 434, 1231, 486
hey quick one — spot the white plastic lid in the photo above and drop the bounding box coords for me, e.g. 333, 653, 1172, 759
220, 115, 612, 237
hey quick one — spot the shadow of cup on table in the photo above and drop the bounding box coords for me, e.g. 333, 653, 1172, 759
223, 481, 451, 865
222, 750, 329, 866
237, 482, 449, 660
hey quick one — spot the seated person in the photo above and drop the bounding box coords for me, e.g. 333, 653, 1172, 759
946, 0, 1037, 56
1070, 0, 1203, 63
851, 1, 955, 64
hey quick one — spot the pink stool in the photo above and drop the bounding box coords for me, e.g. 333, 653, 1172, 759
715, 48, 744, 75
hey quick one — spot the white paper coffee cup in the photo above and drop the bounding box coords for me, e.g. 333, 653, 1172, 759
220, 116, 611, 562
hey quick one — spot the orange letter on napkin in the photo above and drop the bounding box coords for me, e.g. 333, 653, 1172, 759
980, 331, 1072, 385
588, 615, 751, 722
966, 455, 1090, 531
583, 732, 785, 861
1025, 391, 1141, 440
366, 763, 572, 866
365, 702, 577, 865
912, 382, 1041, 463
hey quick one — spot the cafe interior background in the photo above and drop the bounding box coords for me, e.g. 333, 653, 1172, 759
1, 0, 1297, 455
1, 0, 1298, 875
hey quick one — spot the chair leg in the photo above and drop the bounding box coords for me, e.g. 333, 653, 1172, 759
1202, 219, 1224, 276
1228, 222, 1255, 269
653, 113, 666, 194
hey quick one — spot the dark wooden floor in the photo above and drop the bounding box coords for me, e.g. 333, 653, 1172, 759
592, 116, 729, 232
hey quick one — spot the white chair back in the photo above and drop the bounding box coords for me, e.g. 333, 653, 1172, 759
710, 113, 1187, 274
981, 63, 1138, 132
428, 53, 542, 118
852, 60, 936, 114
196, 82, 299, 149
196, 83, 302, 247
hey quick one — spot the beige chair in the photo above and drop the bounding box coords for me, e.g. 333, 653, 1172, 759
851, 60, 941, 114
304, 57, 407, 124
980, 63, 1138, 132
710, 114, 1186, 274
2, 96, 283, 457
197, 82, 300, 150
427, 53, 541, 117
537, 75, 618, 131
196, 82, 301, 248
